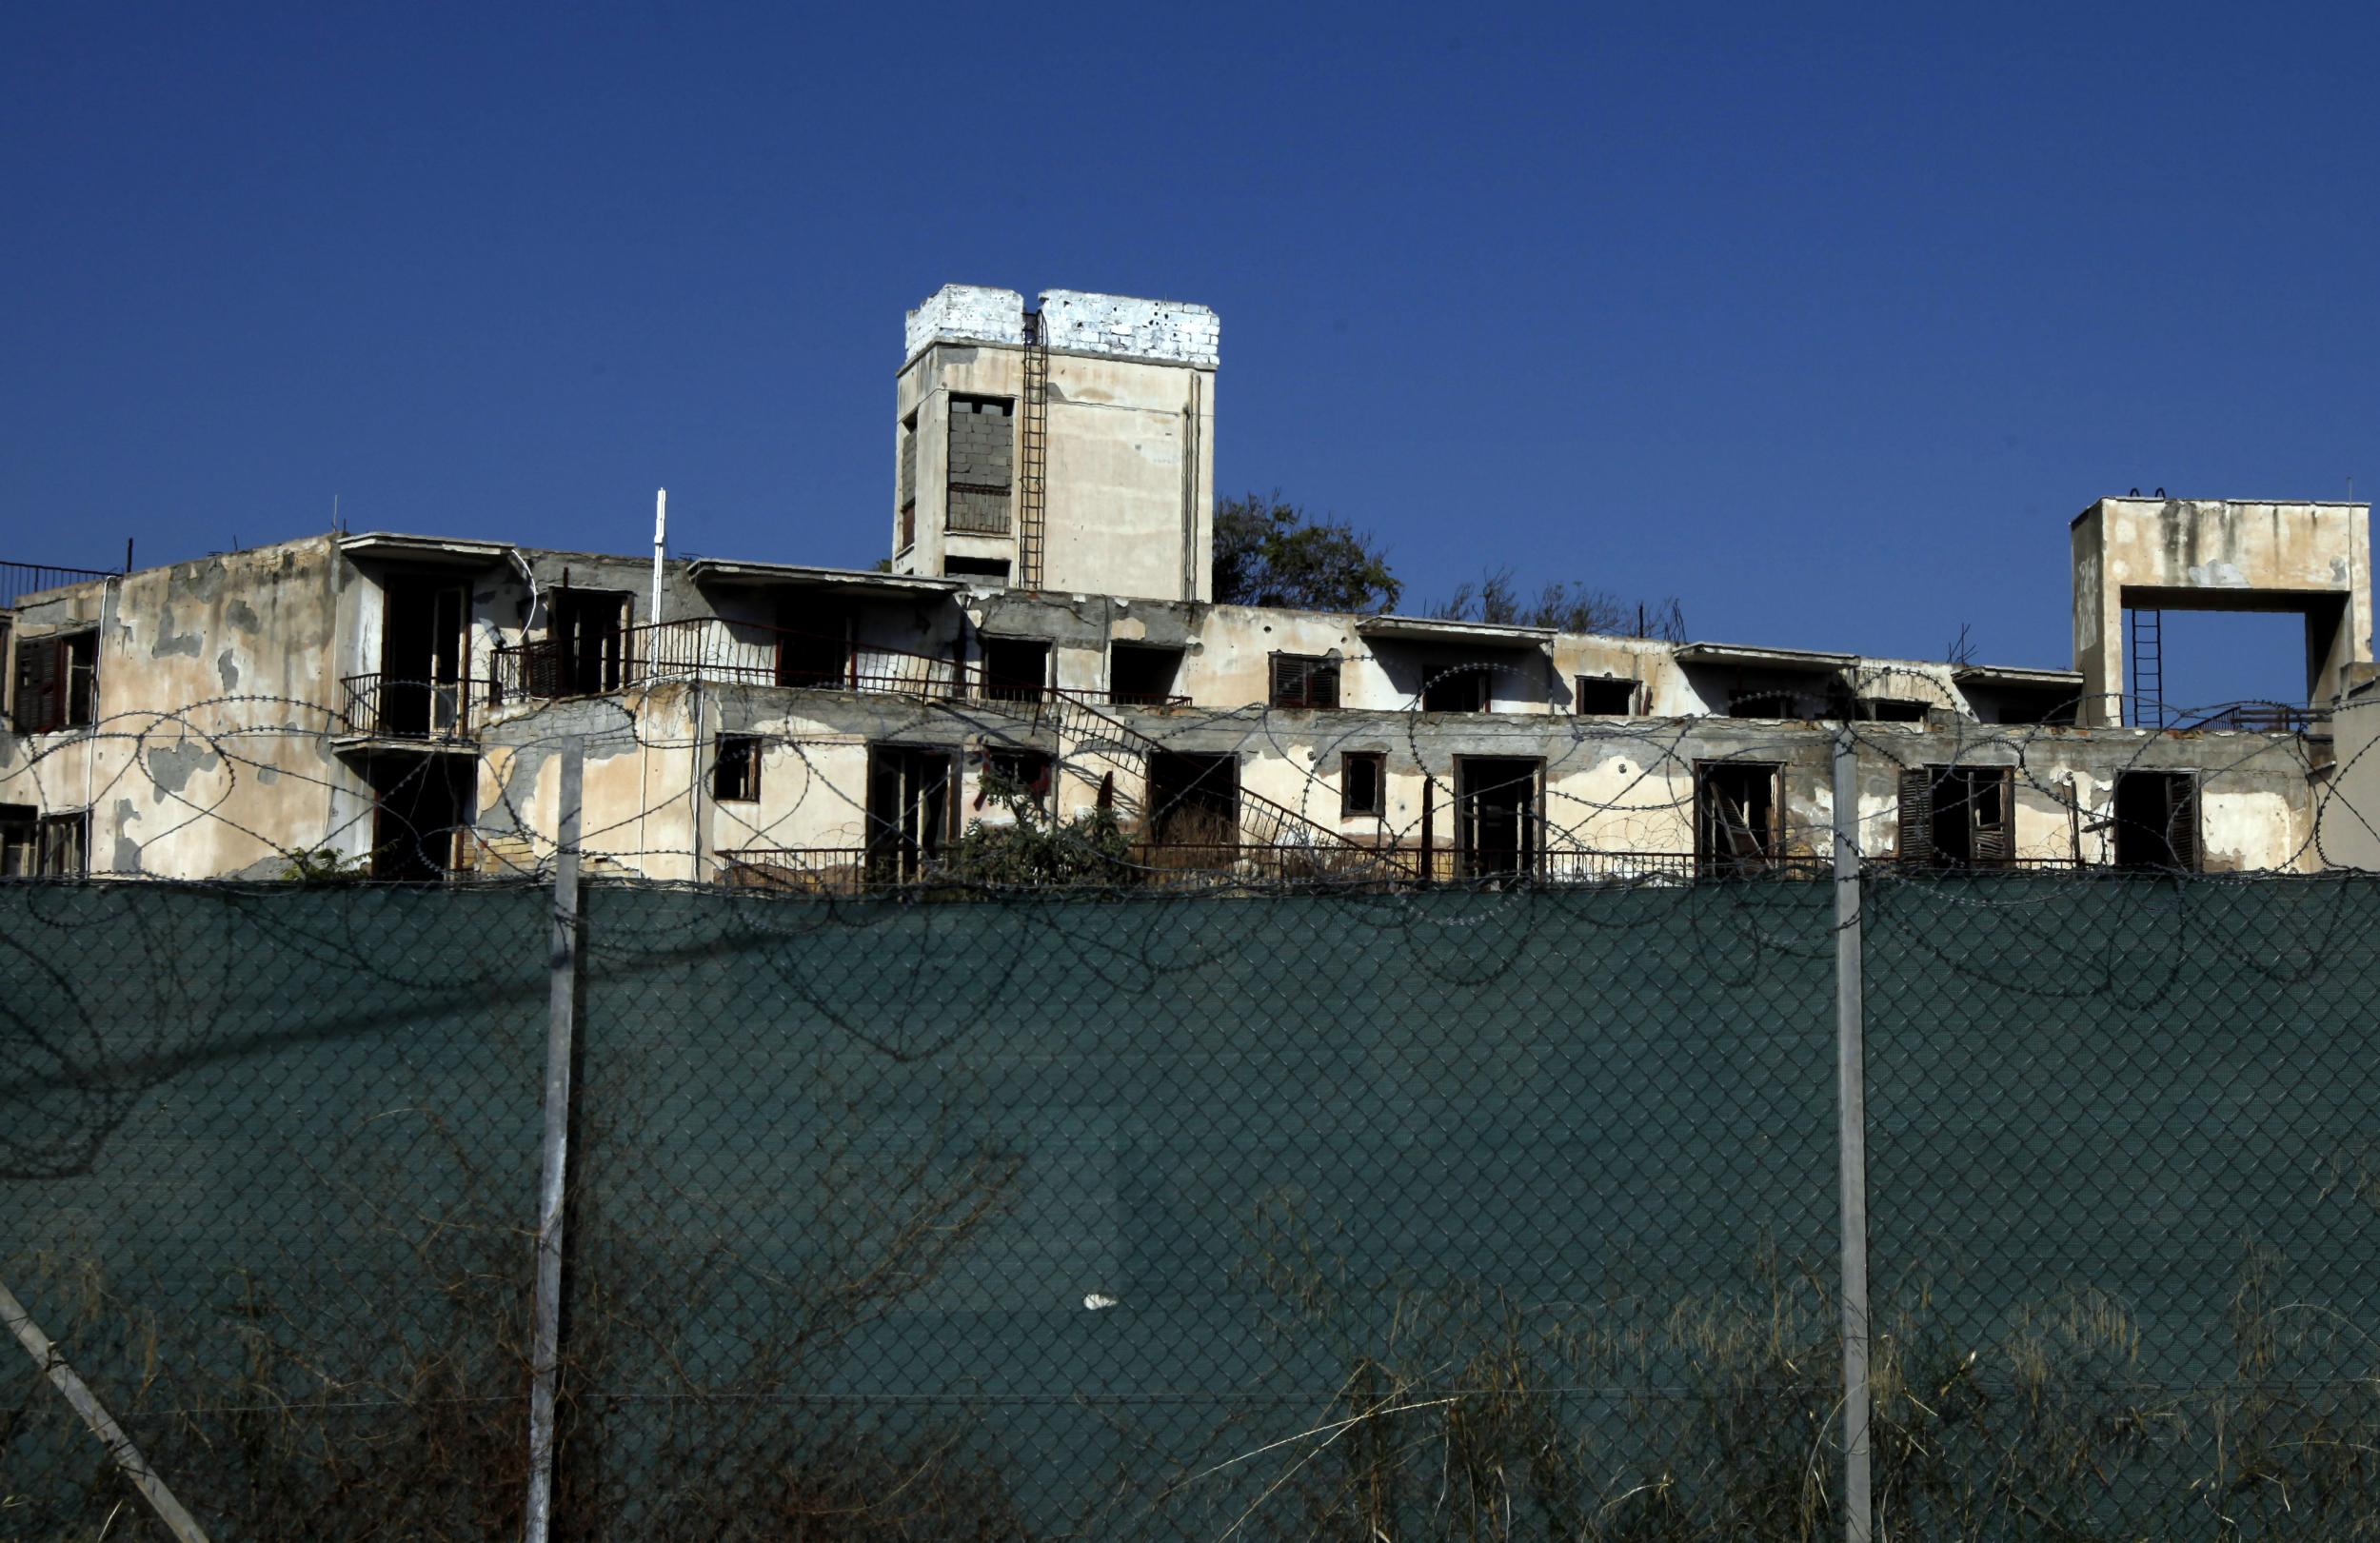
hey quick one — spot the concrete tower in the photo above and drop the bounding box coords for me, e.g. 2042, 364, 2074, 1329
890, 285, 1219, 602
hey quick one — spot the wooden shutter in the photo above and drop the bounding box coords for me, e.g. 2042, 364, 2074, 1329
13, 639, 60, 733
1973, 767, 2015, 865
2167, 774, 2201, 872
1897, 767, 1934, 864
1312, 658, 1340, 710
1269, 653, 1295, 707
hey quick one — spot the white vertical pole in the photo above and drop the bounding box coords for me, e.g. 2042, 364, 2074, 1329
523, 737, 584, 1543
649, 488, 667, 626
1831, 726, 1874, 1543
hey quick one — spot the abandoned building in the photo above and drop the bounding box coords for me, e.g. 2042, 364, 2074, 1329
2, 283, 2374, 884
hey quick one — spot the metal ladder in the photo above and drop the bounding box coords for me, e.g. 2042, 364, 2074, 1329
2129, 607, 2165, 727
1017, 310, 1049, 590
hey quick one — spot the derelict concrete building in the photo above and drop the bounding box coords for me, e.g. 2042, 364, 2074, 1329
2, 285, 2374, 883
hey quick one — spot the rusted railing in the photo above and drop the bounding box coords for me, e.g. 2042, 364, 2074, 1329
488, 619, 1189, 708
342, 674, 486, 741
2, 561, 119, 610
2168, 701, 2329, 734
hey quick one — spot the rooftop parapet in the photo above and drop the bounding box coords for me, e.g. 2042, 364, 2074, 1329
904, 284, 1219, 367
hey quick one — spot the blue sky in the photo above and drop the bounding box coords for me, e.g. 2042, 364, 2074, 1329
6, 3, 2373, 705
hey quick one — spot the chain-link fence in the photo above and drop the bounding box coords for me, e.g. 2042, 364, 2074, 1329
7, 869, 2380, 1540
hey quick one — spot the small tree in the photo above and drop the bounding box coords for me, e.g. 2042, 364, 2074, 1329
946, 768, 1131, 886
1212, 492, 1401, 612
1431, 566, 1687, 640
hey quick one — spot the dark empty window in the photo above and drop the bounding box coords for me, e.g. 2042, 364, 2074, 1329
1457, 758, 1539, 879
944, 556, 1011, 583
527, 589, 631, 697
982, 747, 1054, 808
1341, 752, 1385, 818
1575, 675, 1636, 716
774, 602, 849, 688
982, 637, 1049, 702
1271, 653, 1340, 709
1422, 667, 1490, 712
1897, 765, 2013, 866
1146, 751, 1238, 847
713, 735, 762, 802
1860, 698, 1930, 722
2112, 770, 2200, 871
1110, 643, 1183, 705
898, 410, 919, 550
12, 629, 97, 733
867, 744, 956, 880
1696, 762, 1781, 873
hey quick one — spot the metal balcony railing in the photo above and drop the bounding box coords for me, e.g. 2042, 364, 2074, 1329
342, 674, 484, 742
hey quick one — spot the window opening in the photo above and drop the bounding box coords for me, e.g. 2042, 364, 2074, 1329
367, 755, 472, 880
1145, 751, 1238, 849
2112, 770, 2200, 871
1110, 643, 1183, 705
946, 395, 1016, 536
944, 556, 1011, 583
1341, 752, 1386, 818
1271, 653, 1340, 710
1457, 758, 1538, 878
12, 629, 98, 733
982, 637, 1050, 702
866, 745, 955, 880
0, 805, 78, 876
379, 574, 469, 737
1574, 675, 1636, 716
713, 735, 763, 802
982, 747, 1054, 809
897, 410, 920, 551
1422, 666, 1489, 712
1896, 765, 2013, 866
1696, 762, 1782, 873
774, 599, 849, 688
529, 587, 630, 697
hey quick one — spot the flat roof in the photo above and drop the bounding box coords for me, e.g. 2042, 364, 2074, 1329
1675, 642, 1857, 671
685, 558, 964, 597
1953, 663, 2086, 689
1356, 615, 1557, 649
338, 532, 517, 564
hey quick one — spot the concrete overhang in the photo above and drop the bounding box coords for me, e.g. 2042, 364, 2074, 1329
1953, 663, 2086, 689
1676, 643, 1856, 672
338, 533, 517, 566
1357, 615, 1557, 652
686, 559, 965, 599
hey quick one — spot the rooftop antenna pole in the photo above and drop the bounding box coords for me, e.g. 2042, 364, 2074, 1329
650, 488, 667, 625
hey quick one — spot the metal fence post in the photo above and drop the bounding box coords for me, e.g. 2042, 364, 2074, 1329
1, 1278, 211, 1543
524, 737, 584, 1543
1831, 726, 1874, 1543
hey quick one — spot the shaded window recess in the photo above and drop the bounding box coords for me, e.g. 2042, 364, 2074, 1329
377, 574, 469, 737
1145, 751, 1238, 847
1858, 698, 1930, 723
2112, 770, 2200, 871
1109, 643, 1183, 705
1271, 653, 1340, 710
713, 734, 763, 802
367, 754, 472, 880
981, 637, 1050, 702
897, 410, 919, 551
1, 805, 86, 877
1696, 761, 1782, 872
1457, 758, 1539, 879
980, 747, 1054, 809
1985, 690, 2079, 726
12, 628, 98, 733
1897, 764, 2013, 866
773, 600, 850, 688
528, 585, 631, 697
866, 743, 957, 880
945, 556, 1011, 583
946, 394, 1016, 536
1574, 675, 1637, 716
1726, 687, 1830, 721
1341, 751, 1386, 818
1422, 666, 1490, 713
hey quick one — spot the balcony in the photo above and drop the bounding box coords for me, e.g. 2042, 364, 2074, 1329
339, 674, 485, 748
